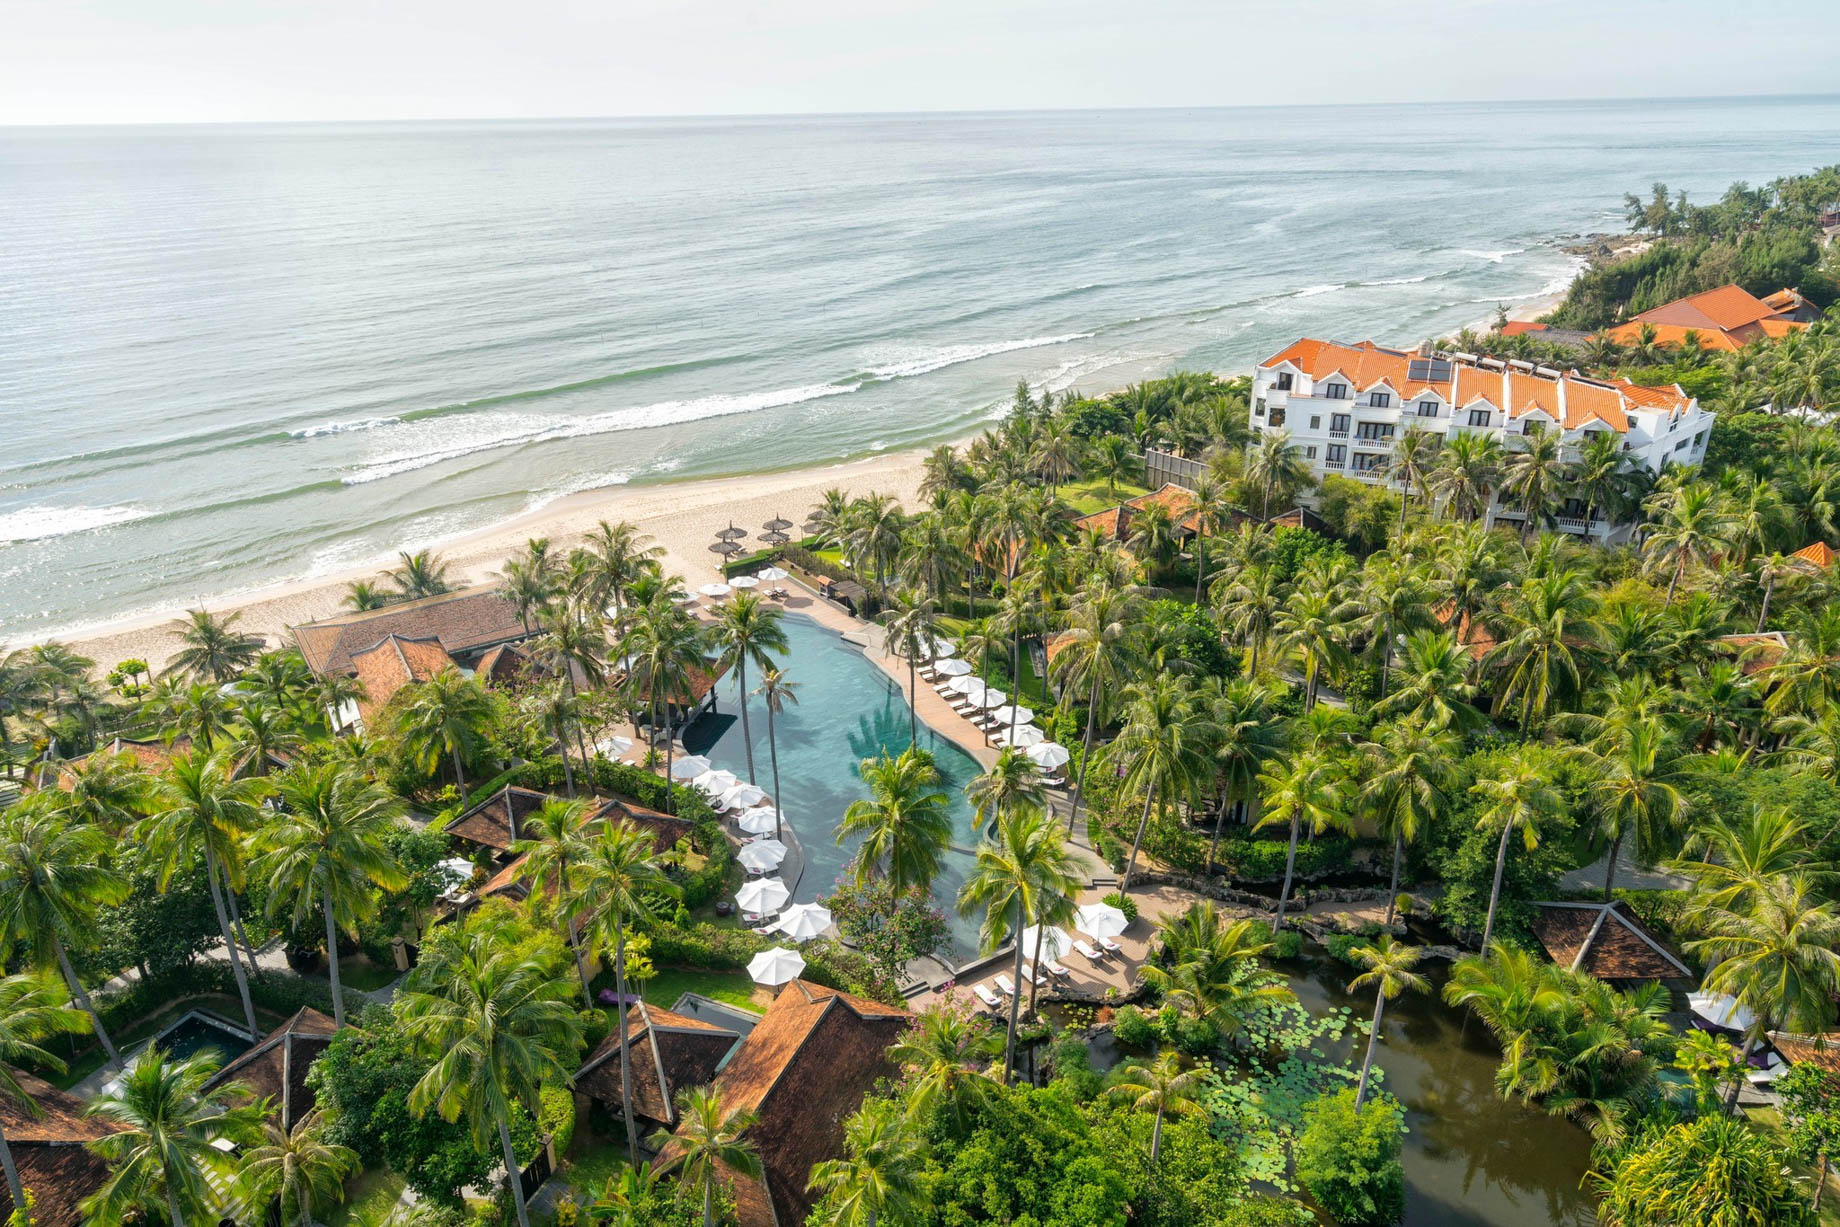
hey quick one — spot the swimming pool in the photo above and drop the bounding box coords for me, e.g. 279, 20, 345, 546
686, 614, 987, 957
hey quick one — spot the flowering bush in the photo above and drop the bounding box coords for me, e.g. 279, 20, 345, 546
825, 875, 949, 982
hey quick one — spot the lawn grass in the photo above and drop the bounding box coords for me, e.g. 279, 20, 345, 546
1060, 477, 1150, 514
336, 954, 404, 993
325, 1166, 406, 1226
640, 966, 767, 1012
560, 1132, 634, 1200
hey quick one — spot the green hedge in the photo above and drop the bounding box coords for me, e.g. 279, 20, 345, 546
1211, 835, 1357, 882
647, 923, 899, 1006
539, 1085, 576, 1156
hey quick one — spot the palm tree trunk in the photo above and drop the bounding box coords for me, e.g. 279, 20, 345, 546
1194, 539, 1207, 605
1010, 634, 1023, 742
53, 934, 119, 1068
1206, 788, 1232, 877
1724, 1032, 1759, 1113
1355, 992, 1386, 1109
323, 884, 346, 1028
568, 912, 593, 1008
0, 1120, 24, 1219
1481, 822, 1513, 951
615, 917, 639, 1164
1122, 783, 1156, 894
703, 1179, 715, 1227
1027, 924, 1045, 1016
1758, 573, 1776, 633
1815, 1153, 1828, 1212
767, 708, 784, 842
1664, 556, 1684, 609
907, 655, 918, 748
557, 726, 576, 796
451, 746, 467, 799
1274, 811, 1301, 931
205, 849, 259, 1036
737, 659, 757, 783
1150, 1106, 1164, 1166
167, 1183, 188, 1227
1003, 900, 1024, 1083
498, 1110, 532, 1227
1384, 831, 1404, 927
1602, 829, 1624, 902
227, 889, 261, 971
1066, 679, 1100, 835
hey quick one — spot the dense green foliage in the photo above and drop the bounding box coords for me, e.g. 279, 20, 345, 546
1295, 1089, 1406, 1226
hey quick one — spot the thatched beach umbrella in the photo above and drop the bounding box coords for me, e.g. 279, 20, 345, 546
716, 523, 749, 540
763, 516, 794, 531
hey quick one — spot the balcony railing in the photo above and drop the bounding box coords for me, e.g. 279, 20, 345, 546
1328, 429, 1349, 439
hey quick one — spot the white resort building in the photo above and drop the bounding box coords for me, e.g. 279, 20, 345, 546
1249, 338, 1716, 538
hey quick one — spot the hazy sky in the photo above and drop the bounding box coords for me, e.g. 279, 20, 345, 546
4, 0, 1835, 125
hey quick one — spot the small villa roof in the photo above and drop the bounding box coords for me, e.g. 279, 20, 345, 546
205, 1007, 339, 1131
1770, 1031, 1840, 1074
624, 659, 732, 708
293, 585, 529, 678
657, 980, 908, 1227
1716, 631, 1791, 676
575, 1003, 742, 1125
0, 1070, 121, 1227
349, 633, 458, 724
46, 734, 194, 789
446, 785, 554, 852
1530, 901, 1693, 981
475, 641, 536, 686
1433, 601, 1499, 661
1603, 284, 1813, 350
1793, 541, 1838, 570
1072, 483, 1204, 544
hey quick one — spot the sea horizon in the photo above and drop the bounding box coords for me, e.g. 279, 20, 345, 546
5, 94, 1839, 640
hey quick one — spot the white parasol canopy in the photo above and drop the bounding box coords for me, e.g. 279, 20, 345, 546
673, 590, 701, 605
1075, 902, 1131, 940
737, 806, 780, 835
1026, 741, 1071, 769
774, 902, 833, 941
736, 877, 791, 915
988, 704, 1035, 726
694, 769, 740, 797
924, 636, 956, 659
1020, 925, 1073, 962
947, 675, 988, 698
737, 840, 788, 872
756, 566, 791, 581
670, 755, 712, 780
933, 657, 973, 677
697, 582, 732, 598
1000, 725, 1046, 747
746, 946, 806, 986
722, 783, 769, 811
594, 735, 635, 758
1689, 991, 1757, 1033
729, 575, 760, 589
975, 688, 1009, 710
436, 858, 476, 891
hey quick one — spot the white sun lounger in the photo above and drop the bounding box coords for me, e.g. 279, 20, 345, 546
1072, 938, 1104, 962
1020, 964, 1042, 986
994, 974, 1017, 997
1044, 960, 1071, 980
1098, 935, 1124, 956
973, 984, 1004, 1011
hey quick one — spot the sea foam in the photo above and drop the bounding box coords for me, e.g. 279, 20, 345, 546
0, 504, 148, 544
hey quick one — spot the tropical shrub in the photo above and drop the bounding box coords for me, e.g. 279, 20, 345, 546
1592, 1111, 1815, 1227
1295, 1089, 1406, 1226
823, 876, 949, 982
1111, 1004, 1158, 1049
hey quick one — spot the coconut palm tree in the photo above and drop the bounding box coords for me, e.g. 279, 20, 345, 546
508, 796, 602, 1005
1687, 875, 1840, 1111
0, 803, 129, 1067
878, 590, 936, 748
163, 608, 263, 683
579, 520, 664, 628
838, 748, 953, 894
1347, 936, 1428, 1109
393, 668, 495, 795
1500, 431, 1567, 542
1106, 1050, 1204, 1168
1052, 581, 1142, 835
1427, 432, 1504, 523
623, 600, 708, 803
1336, 557, 1431, 698
652, 1085, 762, 1227
579, 819, 677, 1163
755, 667, 800, 841
708, 592, 787, 780
1570, 718, 1689, 899
1142, 905, 1291, 1047
967, 747, 1046, 832
1125, 501, 1182, 576
1370, 629, 1484, 733
1246, 430, 1312, 520
887, 1001, 1002, 1127
226, 698, 303, 779
1257, 750, 1347, 930
1383, 426, 1440, 528
1090, 435, 1138, 496
1473, 753, 1562, 949
1361, 722, 1458, 926
993, 583, 1037, 742
1186, 474, 1239, 602
807, 1097, 928, 1227
1200, 678, 1284, 876
162, 680, 237, 752
343, 580, 392, 612
240, 1109, 359, 1227
386, 550, 452, 600
141, 749, 271, 1036
400, 931, 584, 1227
0, 973, 89, 1214
1642, 481, 1733, 608
1485, 568, 1601, 730
1103, 675, 1213, 892
256, 764, 407, 1026
1275, 588, 1346, 711
81, 1048, 265, 1227
1572, 430, 1635, 535
958, 809, 1082, 1082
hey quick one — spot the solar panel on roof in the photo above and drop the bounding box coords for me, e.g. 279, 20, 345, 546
1407, 358, 1452, 383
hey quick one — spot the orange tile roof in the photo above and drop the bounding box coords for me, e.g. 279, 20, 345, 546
1260, 338, 1693, 433
1602, 284, 1812, 350
1601, 321, 1743, 352
1794, 541, 1838, 569
1498, 321, 1549, 336
350, 633, 458, 724
1717, 632, 1790, 676
1634, 284, 1779, 332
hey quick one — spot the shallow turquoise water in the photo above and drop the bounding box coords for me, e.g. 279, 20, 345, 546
687, 614, 987, 955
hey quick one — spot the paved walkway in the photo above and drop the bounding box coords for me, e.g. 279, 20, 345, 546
1559, 844, 1692, 894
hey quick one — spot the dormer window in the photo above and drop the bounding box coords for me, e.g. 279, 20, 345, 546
1368, 391, 1391, 408
1276, 372, 1293, 391
1325, 382, 1349, 400
1524, 421, 1546, 438
1467, 408, 1492, 427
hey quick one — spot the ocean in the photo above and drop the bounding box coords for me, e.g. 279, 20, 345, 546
3, 96, 1837, 641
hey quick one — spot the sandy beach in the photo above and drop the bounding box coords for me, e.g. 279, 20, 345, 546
55, 449, 932, 675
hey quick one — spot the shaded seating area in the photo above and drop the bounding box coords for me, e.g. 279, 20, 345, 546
573, 1002, 742, 1143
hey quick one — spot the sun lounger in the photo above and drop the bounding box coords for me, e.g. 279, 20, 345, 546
1072, 938, 1104, 962
1098, 935, 1124, 956
1044, 960, 1070, 980
994, 974, 1017, 997
973, 984, 1004, 1011
1019, 964, 1042, 986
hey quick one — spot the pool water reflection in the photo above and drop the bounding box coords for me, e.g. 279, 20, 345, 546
686, 615, 988, 958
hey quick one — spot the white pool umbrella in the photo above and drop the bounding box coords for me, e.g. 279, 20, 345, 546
737, 840, 788, 872
1689, 991, 1756, 1033
925, 636, 956, 659
697, 582, 732, 598
738, 806, 780, 835
670, 755, 712, 780
595, 735, 634, 757
1075, 902, 1130, 940
694, 769, 740, 797
436, 858, 476, 890
975, 688, 1009, 710
1020, 925, 1073, 962
934, 657, 972, 677
723, 783, 769, 810
775, 902, 833, 941
989, 704, 1034, 726
729, 575, 760, 589
737, 877, 791, 914
757, 566, 791, 581
947, 675, 987, 698
1002, 725, 1046, 747
747, 946, 806, 986
672, 590, 701, 605
1026, 742, 1071, 769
